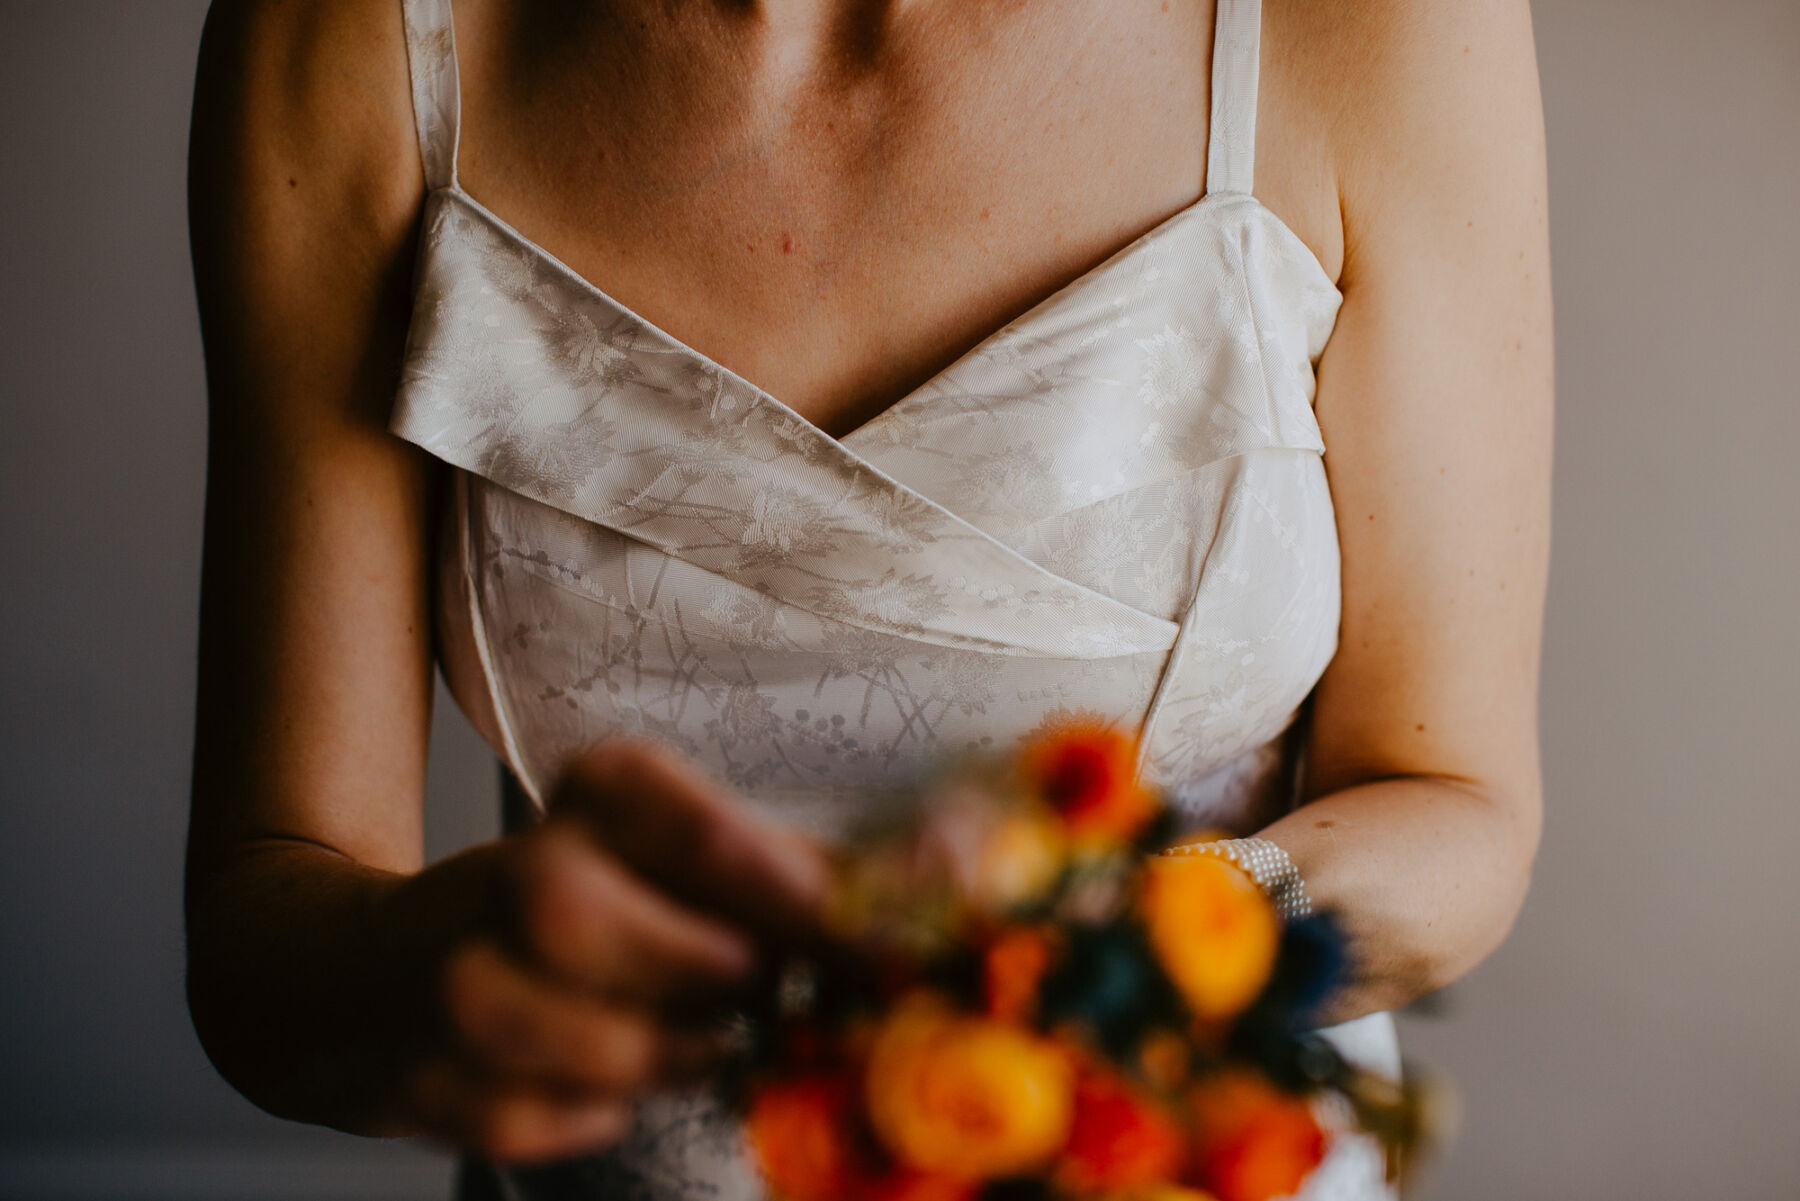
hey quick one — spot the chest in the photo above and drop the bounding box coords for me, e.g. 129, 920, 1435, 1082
396, 0, 1353, 822
451, 0, 1238, 434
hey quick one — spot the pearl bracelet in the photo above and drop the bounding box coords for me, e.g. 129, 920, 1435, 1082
1161, 837, 1313, 921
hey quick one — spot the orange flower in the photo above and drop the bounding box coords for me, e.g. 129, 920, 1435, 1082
1021, 720, 1158, 846
1056, 1063, 1189, 1193
1185, 1070, 1330, 1201
1138, 855, 1279, 1022
983, 926, 1057, 1022
745, 1071, 862, 1201
864, 993, 1076, 1179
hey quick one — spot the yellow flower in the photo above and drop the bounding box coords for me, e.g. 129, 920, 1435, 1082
1139, 856, 1279, 1022
864, 993, 1076, 1179
977, 810, 1067, 910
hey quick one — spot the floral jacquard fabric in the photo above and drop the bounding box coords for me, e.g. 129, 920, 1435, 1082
400, 185, 1344, 836
395, 0, 1400, 1197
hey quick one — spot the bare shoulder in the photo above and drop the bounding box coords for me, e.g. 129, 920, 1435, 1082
191, 0, 420, 186
1250, 0, 1539, 287
1289, 0, 1541, 124
1301, 0, 1545, 246
189, 0, 424, 374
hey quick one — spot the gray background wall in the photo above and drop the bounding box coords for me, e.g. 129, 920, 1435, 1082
1, 2, 1795, 1198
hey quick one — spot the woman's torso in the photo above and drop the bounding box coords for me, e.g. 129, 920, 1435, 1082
388, 0, 1398, 1196
429, 0, 1343, 438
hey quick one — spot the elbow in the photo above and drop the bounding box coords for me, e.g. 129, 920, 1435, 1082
184, 928, 398, 1137
181, 869, 347, 1133
181, 843, 422, 1138
183, 904, 292, 1125
1415, 773, 1543, 997
1347, 772, 1542, 1013
184, 928, 279, 1124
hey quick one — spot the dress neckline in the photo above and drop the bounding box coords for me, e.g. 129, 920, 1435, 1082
431, 180, 1339, 448
401, 0, 1317, 444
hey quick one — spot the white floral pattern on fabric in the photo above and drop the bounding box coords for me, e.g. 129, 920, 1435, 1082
401, 182, 1343, 831
394, 1, 1399, 1198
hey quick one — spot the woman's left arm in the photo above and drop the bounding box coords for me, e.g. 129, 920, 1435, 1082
1257, 0, 1554, 1022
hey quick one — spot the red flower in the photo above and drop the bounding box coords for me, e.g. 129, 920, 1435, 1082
1057, 1063, 1189, 1193
1186, 1070, 1331, 1201
746, 1072, 863, 1201
1020, 720, 1157, 846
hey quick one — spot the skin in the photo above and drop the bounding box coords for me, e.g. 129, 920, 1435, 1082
186, 0, 1550, 1166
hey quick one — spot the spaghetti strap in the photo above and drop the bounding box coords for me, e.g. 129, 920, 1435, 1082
400, 0, 462, 191
1205, 0, 1261, 196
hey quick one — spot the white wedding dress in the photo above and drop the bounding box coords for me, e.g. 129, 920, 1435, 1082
391, 0, 1400, 1196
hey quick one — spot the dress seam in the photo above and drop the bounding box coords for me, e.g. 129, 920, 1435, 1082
458, 472, 543, 810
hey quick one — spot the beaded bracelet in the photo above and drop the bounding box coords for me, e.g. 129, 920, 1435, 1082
1161, 837, 1313, 921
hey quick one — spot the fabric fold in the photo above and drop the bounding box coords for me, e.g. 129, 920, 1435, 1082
393, 190, 1180, 660
845, 196, 1341, 540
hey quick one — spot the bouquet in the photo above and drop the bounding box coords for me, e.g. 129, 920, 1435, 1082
726, 721, 1437, 1201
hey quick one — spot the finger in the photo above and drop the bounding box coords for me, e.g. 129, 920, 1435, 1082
506, 821, 758, 1006
409, 1057, 633, 1165
441, 941, 732, 1094
546, 740, 832, 940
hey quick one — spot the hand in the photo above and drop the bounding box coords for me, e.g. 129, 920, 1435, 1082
383, 741, 831, 1164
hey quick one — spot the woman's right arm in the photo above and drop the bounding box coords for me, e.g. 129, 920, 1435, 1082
185, 0, 825, 1161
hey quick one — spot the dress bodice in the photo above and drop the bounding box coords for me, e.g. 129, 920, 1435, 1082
390, 0, 1400, 1196
403, 182, 1344, 841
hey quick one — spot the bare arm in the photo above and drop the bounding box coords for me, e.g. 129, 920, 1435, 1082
1254, 0, 1553, 1020
185, 0, 442, 1128
185, 0, 824, 1158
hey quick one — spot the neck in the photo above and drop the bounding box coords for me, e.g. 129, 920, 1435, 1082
734, 0, 906, 28
686, 0, 920, 69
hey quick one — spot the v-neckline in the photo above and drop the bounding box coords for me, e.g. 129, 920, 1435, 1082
395, 168, 1346, 662
432, 182, 1334, 449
